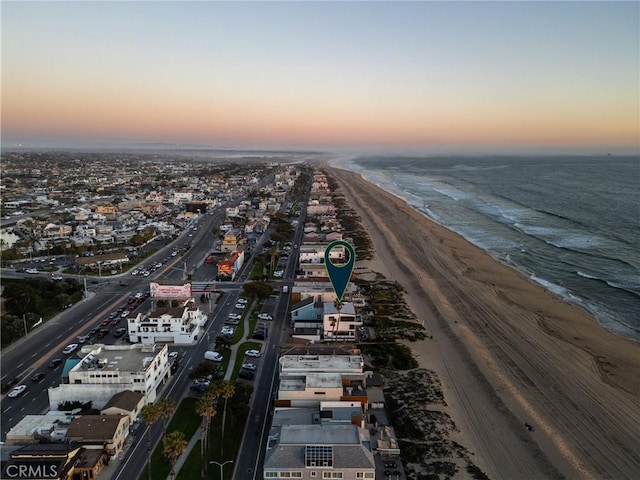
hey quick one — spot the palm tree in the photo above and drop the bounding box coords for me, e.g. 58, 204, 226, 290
216, 380, 235, 456
141, 403, 160, 480
163, 430, 187, 480
156, 397, 176, 434
269, 246, 277, 277
196, 391, 217, 479
331, 299, 343, 341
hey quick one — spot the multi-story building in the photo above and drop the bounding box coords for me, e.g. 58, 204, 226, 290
323, 303, 360, 342
276, 354, 368, 408
263, 424, 375, 478
128, 302, 208, 345
47, 344, 170, 409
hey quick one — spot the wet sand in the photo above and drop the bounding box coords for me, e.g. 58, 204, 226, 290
328, 167, 640, 480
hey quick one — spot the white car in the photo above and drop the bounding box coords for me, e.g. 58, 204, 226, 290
7, 384, 27, 398
245, 349, 261, 358
241, 363, 257, 371
257, 313, 273, 321
235, 303, 246, 309
62, 343, 79, 355
227, 313, 241, 320
168, 351, 179, 359
237, 298, 248, 304
26, 268, 39, 274
221, 326, 235, 336
51, 274, 63, 281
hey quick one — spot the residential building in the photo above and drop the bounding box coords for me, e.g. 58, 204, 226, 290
65, 414, 130, 458
323, 302, 359, 342
100, 390, 145, 425
263, 424, 375, 478
1, 443, 107, 480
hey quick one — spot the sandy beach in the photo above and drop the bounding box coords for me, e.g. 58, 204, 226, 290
328, 167, 640, 480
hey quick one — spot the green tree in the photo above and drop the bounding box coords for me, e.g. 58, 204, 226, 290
162, 430, 187, 480
196, 392, 217, 479
141, 403, 161, 480
215, 380, 235, 457
156, 397, 176, 434
242, 281, 272, 300
54, 293, 71, 310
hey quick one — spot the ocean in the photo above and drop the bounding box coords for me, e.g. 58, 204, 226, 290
331, 155, 640, 341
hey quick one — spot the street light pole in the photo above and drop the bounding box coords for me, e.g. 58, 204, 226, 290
209, 460, 233, 480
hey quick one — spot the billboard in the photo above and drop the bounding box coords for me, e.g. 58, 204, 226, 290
150, 282, 192, 299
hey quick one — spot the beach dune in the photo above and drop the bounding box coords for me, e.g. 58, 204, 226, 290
328, 167, 640, 480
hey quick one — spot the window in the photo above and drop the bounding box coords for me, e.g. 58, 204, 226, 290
291, 473, 302, 478
305, 445, 333, 467
322, 473, 342, 479
280, 473, 291, 478
356, 474, 374, 479
265, 473, 278, 478
310, 473, 316, 478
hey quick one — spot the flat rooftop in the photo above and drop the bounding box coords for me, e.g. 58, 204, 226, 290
279, 354, 364, 373
74, 344, 163, 373
281, 424, 360, 445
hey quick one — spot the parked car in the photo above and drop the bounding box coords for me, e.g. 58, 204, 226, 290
257, 313, 273, 321
31, 372, 46, 383
241, 363, 257, 371
245, 349, 261, 358
221, 326, 235, 336
77, 334, 90, 344
237, 298, 248, 304
51, 274, 63, 281
48, 358, 62, 369
227, 313, 241, 320
234, 303, 246, 309
238, 370, 255, 380
168, 351, 179, 359
7, 384, 27, 398
113, 328, 127, 337
190, 383, 206, 393
62, 344, 78, 355
26, 268, 39, 274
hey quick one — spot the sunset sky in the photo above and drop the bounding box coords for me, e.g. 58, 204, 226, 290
2, 1, 638, 153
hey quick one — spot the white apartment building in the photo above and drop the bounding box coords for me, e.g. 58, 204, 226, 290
47, 344, 170, 410
128, 302, 208, 345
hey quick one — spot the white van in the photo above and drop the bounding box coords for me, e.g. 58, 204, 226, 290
204, 351, 223, 362
282, 285, 289, 294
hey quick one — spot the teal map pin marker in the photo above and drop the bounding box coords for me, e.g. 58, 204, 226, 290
324, 240, 356, 302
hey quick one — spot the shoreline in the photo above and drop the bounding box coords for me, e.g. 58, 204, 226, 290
326, 166, 640, 480
332, 164, 639, 343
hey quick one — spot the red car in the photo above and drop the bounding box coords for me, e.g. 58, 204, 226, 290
101, 320, 110, 326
